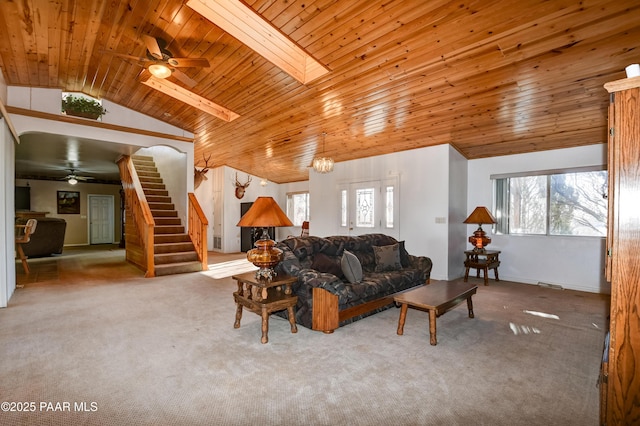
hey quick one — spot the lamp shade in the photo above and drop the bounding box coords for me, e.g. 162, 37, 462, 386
463, 206, 497, 225
237, 197, 293, 228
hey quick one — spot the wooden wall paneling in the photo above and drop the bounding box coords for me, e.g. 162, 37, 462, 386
603, 80, 640, 425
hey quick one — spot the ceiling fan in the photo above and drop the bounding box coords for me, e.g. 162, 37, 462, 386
105, 35, 210, 88
61, 169, 94, 185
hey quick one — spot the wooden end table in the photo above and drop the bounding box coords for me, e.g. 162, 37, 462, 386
394, 281, 478, 345
232, 272, 298, 344
464, 249, 501, 286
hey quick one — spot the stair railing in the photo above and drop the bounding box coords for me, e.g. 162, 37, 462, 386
117, 156, 156, 277
188, 193, 208, 271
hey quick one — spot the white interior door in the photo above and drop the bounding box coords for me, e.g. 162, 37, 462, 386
89, 195, 114, 244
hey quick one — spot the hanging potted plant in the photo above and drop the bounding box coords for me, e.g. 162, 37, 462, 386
61, 94, 108, 120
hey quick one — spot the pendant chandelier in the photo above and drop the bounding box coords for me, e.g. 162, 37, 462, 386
312, 132, 334, 173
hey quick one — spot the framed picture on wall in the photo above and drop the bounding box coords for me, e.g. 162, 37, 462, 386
57, 191, 80, 214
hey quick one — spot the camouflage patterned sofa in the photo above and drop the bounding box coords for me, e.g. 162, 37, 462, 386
274, 234, 432, 333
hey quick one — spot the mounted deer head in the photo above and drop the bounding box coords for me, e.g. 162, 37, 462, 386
194, 154, 212, 189
234, 173, 252, 199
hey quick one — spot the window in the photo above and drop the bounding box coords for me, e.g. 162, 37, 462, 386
493, 168, 607, 237
286, 192, 310, 226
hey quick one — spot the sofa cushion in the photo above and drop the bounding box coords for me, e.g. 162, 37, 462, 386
341, 250, 363, 283
373, 243, 403, 272
312, 253, 344, 278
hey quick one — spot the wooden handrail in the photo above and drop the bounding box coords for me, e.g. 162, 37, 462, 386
117, 156, 156, 277
188, 193, 208, 270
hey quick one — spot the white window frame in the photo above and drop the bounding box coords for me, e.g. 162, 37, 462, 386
286, 191, 310, 226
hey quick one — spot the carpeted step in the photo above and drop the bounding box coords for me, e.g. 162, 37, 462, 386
154, 217, 182, 226
154, 251, 199, 264
141, 182, 166, 190
146, 195, 171, 203
151, 210, 178, 218
154, 225, 185, 234
154, 261, 203, 276
149, 202, 175, 210
143, 189, 169, 197
155, 234, 191, 244
154, 242, 196, 254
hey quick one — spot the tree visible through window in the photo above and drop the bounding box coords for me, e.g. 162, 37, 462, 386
494, 169, 607, 237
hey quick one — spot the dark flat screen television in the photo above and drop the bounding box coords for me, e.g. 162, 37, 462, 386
15, 186, 31, 211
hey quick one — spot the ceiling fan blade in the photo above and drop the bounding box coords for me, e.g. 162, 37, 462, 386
142, 35, 163, 60
171, 69, 198, 88
100, 50, 151, 63
167, 57, 210, 68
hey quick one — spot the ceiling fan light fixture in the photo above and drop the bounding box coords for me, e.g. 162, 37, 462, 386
148, 63, 172, 79
68, 177, 78, 185
312, 132, 334, 174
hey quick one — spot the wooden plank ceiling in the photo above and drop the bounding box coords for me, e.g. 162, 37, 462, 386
1, 0, 638, 183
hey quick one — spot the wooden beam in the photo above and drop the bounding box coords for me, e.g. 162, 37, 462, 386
139, 71, 240, 122
186, 0, 329, 84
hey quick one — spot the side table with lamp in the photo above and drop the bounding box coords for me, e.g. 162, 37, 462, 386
235, 197, 297, 343
463, 206, 501, 285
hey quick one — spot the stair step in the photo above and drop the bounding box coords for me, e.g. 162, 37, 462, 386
151, 210, 178, 218
140, 176, 164, 184
146, 195, 172, 203
154, 242, 195, 254
154, 217, 182, 226
149, 202, 175, 210
155, 234, 192, 244
154, 251, 199, 264
141, 182, 166, 190
155, 225, 185, 234
144, 189, 169, 197
154, 261, 203, 276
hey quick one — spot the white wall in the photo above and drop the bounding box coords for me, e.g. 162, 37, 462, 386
1, 117, 17, 307
309, 144, 453, 281
1, 69, 17, 307
448, 146, 469, 279
467, 144, 609, 293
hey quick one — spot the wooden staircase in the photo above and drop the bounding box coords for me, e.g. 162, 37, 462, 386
132, 155, 202, 276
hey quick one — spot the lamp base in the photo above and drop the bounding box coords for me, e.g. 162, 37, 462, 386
246, 234, 283, 281
468, 227, 491, 252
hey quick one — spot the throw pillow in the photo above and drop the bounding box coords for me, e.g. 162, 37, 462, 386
341, 250, 363, 283
311, 253, 344, 278
373, 243, 403, 272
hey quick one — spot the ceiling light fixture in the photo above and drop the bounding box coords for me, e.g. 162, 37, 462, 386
68, 177, 78, 185
148, 63, 172, 79
312, 132, 334, 174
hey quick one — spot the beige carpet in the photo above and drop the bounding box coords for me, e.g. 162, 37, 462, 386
2, 249, 609, 425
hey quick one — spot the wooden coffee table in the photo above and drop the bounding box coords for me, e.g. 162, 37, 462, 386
394, 281, 478, 345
